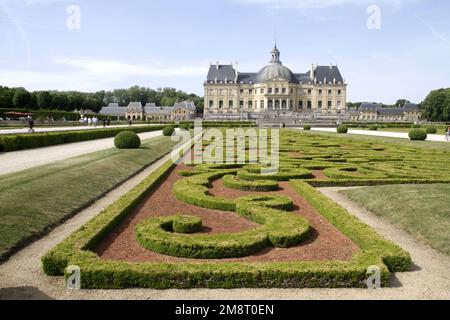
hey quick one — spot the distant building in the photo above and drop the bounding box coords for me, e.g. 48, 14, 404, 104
99, 101, 196, 121
350, 103, 421, 122
204, 44, 347, 120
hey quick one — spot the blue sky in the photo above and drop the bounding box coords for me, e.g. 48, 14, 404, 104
0, 0, 449, 104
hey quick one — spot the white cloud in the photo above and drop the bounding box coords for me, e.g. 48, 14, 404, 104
233, 0, 412, 10
52, 56, 208, 78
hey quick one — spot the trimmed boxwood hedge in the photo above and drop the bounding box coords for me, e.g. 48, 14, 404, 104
303, 125, 311, 131
0, 125, 170, 152
41, 158, 411, 288
114, 131, 141, 149
409, 129, 427, 141
172, 215, 202, 234
237, 168, 313, 181
162, 126, 175, 136
337, 125, 348, 134
222, 175, 279, 191
426, 127, 437, 134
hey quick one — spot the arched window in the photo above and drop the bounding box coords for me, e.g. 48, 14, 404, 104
275, 100, 280, 109
268, 100, 273, 109
282, 100, 287, 109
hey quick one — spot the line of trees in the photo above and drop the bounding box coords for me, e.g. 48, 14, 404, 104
0, 86, 204, 114
421, 88, 450, 122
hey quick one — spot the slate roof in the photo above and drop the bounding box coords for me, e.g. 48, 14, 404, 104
206, 64, 344, 85
356, 103, 420, 116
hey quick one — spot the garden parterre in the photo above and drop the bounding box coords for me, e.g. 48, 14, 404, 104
42, 129, 450, 289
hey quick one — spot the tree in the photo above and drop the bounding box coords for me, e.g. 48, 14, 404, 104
67, 92, 85, 110
12, 88, 31, 108
422, 88, 450, 122
0, 87, 13, 108
395, 99, 410, 108
37, 91, 53, 109
51, 94, 69, 110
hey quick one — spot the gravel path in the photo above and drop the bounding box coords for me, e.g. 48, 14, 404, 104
0, 130, 165, 176
0, 124, 161, 135
298, 127, 448, 142
1, 165, 450, 301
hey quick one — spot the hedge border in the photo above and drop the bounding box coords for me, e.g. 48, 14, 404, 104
0, 125, 174, 152
222, 175, 279, 192
41, 160, 412, 289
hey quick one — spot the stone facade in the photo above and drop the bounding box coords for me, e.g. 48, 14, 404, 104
349, 103, 421, 122
100, 101, 196, 122
204, 45, 347, 120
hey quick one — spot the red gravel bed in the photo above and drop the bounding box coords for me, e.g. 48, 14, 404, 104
93, 164, 359, 263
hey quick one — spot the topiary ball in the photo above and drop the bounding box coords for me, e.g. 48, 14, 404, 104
172, 215, 202, 234
426, 127, 437, 134
337, 125, 348, 134
409, 129, 427, 141
180, 124, 189, 130
303, 125, 311, 131
369, 125, 378, 131
114, 131, 141, 149
163, 126, 175, 136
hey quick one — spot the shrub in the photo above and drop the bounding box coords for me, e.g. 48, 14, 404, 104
369, 125, 378, 131
180, 124, 189, 131
163, 126, 175, 136
303, 125, 311, 131
172, 215, 202, 234
412, 124, 421, 129
222, 175, 279, 191
409, 129, 427, 141
337, 125, 348, 134
114, 131, 141, 149
426, 127, 437, 134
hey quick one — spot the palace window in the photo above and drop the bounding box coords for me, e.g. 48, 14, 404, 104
229, 100, 234, 108
282, 100, 287, 109
291, 89, 294, 94
249, 89, 253, 95
209, 100, 214, 109
290, 100, 294, 109
338, 90, 342, 95
219, 89, 224, 95
269, 88, 273, 94
219, 100, 224, 109
275, 88, 280, 94
240, 89, 244, 94
299, 101, 303, 109
260, 100, 265, 109
307, 100, 312, 109
209, 89, 214, 95
282, 88, 286, 94
318, 100, 323, 109
248, 101, 253, 109
308, 89, 312, 95
328, 101, 332, 109
240, 100, 244, 109
261, 88, 265, 94
318, 90, 323, 95
328, 90, 332, 95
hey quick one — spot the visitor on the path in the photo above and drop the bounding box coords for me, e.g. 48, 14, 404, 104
93, 117, 98, 127
129, 119, 132, 126
27, 115, 35, 134
107, 118, 111, 127
88, 117, 92, 126
103, 119, 107, 127
446, 127, 450, 142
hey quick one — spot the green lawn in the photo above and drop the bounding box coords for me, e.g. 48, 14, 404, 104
341, 184, 450, 256
0, 136, 177, 261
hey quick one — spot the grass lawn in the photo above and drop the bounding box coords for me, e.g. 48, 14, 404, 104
341, 184, 450, 256
0, 135, 177, 261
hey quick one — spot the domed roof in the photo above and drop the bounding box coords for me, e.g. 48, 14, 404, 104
256, 45, 298, 84
256, 63, 297, 83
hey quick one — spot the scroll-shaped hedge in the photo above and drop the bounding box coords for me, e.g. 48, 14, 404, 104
237, 168, 313, 181
222, 175, 279, 192
136, 195, 309, 259
323, 166, 388, 180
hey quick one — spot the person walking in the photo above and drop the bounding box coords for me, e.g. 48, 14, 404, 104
446, 127, 450, 142
27, 115, 35, 134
